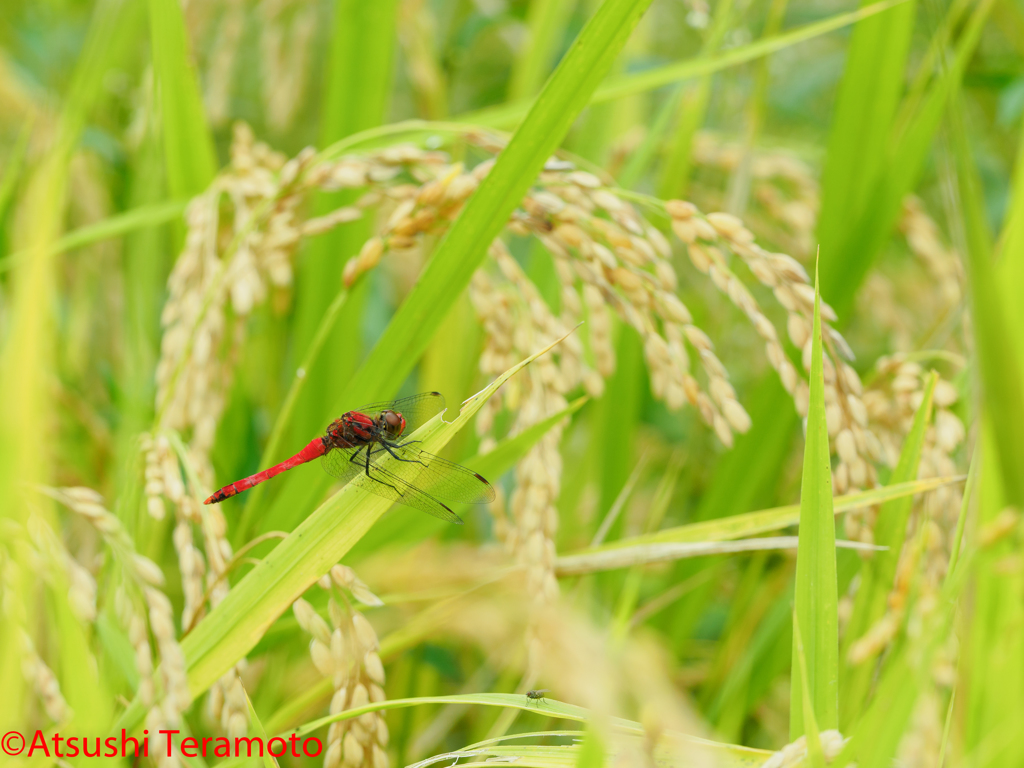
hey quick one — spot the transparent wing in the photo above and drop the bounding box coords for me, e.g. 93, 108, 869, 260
321, 440, 494, 524
349, 392, 445, 435
321, 444, 366, 485
379, 445, 496, 505
352, 463, 466, 525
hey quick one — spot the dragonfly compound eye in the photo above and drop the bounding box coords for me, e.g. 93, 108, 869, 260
382, 410, 406, 436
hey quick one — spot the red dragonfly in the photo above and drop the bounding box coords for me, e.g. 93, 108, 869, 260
204, 392, 494, 524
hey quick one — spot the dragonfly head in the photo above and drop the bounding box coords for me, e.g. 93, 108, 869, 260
379, 409, 406, 438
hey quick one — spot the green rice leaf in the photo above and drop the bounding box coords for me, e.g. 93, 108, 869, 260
840, 372, 936, 720
573, 476, 960, 552
996, 88, 1024, 396
466, 397, 587, 481
0, 0, 142, 730
656, 0, 735, 199
821, 0, 996, 316
1, 200, 188, 274
951, 98, 1024, 508
587, 332, 645, 538
952, 92, 1024, 764
464, 0, 908, 128
832, 555, 967, 768
556, 536, 881, 576
509, 0, 578, 100
0, 116, 33, 229
791, 263, 839, 738
147, 0, 217, 196
243, 687, 280, 768
574, 728, 606, 768
816, 0, 916, 267
288, 692, 769, 764
831, 644, 924, 768
611, 452, 684, 631
945, 450, 978, 582
793, 610, 826, 768
321, 0, 397, 140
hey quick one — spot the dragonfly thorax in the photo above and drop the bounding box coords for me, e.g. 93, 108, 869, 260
324, 409, 406, 450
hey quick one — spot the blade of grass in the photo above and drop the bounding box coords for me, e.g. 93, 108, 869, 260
791, 262, 839, 739
147, 0, 217, 196
725, 0, 788, 215
895, 0, 971, 134
952, 91, 1024, 766
468, 397, 588, 483
937, 683, 956, 768
257, 0, 657, 533
419, 292, 484, 461
996, 86, 1024, 398
611, 454, 691, 632
556, 536, 881, 575
0, 0, 140, 727
574, 475, 961, 553
341, 0, 652, 410
832, 545, 970, 768
793, 609, 826, 768
0, 115, 33, 230
0, 199, 187, 274
244, 688, 281, 768
954, 120, 1024, 763
664, 379, 796, 649
590, 452, 649, 549
707, 581, 792, 728
616, 84, 681, 188
816, 0, 917, 266
288, 692, 765, 756
821, 0, 996, 318
321, 0, 397, 140
840, 371, 937, 722
961, 424, 1024, 764
117, 130, 173, 543
950, 99, 1024, 508
509, 0, 578, 101
463, 0, 908, 128
945, 448, 977, 584
656, 0, 735, 199
574, 728, 605, 768
589, 331, 645, 538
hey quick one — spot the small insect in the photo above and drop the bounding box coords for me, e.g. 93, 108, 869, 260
525, 689, 549, 706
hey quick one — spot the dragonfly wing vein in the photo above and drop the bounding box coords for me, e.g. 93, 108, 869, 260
352, 463, 464, 524
351, 392, 445, 434
367, 444, 495, 504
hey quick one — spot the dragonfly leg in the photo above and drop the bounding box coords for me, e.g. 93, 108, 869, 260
363, 444, 402, 496
347, 446, 366, 466
381, 441, 428, 468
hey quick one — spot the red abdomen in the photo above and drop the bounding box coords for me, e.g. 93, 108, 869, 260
204, 437, 327, 504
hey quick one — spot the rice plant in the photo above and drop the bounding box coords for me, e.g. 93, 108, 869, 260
1, 0, 1021, 766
